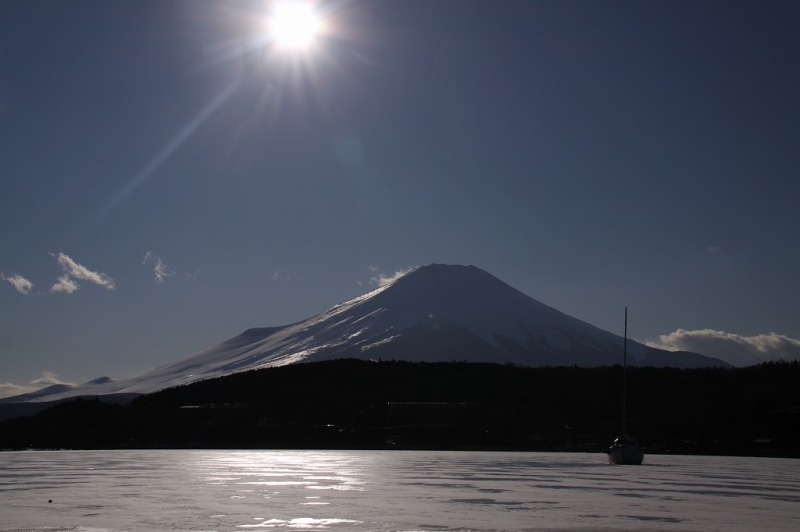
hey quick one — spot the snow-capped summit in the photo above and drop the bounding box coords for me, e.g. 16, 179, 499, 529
6, 264, 728, 403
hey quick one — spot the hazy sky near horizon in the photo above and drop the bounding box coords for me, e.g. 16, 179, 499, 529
2, 0, 799, 396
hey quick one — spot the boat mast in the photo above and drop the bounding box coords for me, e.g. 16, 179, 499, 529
622, 306, 628, 436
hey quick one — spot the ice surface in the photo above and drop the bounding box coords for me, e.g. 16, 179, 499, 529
1, 450, 798, 531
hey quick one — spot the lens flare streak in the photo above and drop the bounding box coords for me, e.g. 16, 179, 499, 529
94, 78, 241, 221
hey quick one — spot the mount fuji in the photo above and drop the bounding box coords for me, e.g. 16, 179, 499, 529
6, 264, 728, 404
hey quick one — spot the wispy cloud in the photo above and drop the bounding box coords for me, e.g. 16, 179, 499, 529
369, 266, 415, 287
648, 329, 800, 367
51, 275, 79, 294
31, 371, 74, 388
1, 273, 33, 295
271, 269, 294, 282
182, 268, 200, 282
143, 251, 174, 284
50, 252, 116, 293
0, 371, 75, 399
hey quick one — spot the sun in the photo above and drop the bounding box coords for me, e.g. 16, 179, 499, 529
269, 1, 322, 50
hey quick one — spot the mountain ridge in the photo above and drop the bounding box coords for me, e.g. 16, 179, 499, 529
3, 264, 729, 404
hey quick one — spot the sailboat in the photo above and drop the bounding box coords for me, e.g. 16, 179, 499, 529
605, 307, 644, 465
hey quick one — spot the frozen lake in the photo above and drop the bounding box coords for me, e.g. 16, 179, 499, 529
1, 450, 798, 531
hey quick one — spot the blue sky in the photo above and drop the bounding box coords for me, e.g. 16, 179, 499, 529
2, 0, 799, 396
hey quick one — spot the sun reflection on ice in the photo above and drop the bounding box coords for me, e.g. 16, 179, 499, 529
239, 517, 363, 529
193, 450, 369, 529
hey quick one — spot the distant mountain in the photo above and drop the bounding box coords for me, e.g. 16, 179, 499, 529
1, 383, 76, 403
4, 264, 728, 404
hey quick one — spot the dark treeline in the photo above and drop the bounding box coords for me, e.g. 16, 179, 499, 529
1, 359, 798, 456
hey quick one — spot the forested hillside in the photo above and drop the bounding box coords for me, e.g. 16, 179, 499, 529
1, 360, 797, 456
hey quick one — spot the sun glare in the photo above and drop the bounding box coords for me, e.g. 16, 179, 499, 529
269, 1, 322, 50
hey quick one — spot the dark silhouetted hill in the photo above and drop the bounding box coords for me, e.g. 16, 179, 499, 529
1, 359, 797, 457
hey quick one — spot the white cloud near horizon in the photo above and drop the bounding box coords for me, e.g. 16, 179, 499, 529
1, 273, 33, 295
50, 252, 116, 293
0, 382, 33, 399
0, 371, 75, 399
649, 329, 800, 367
143, 251, 174, 284
369, 266, 415, 287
